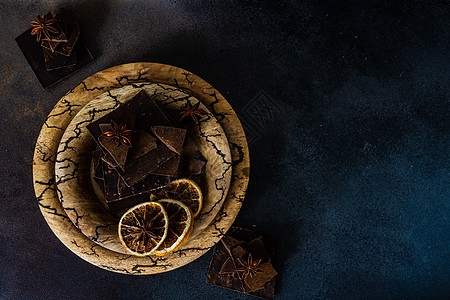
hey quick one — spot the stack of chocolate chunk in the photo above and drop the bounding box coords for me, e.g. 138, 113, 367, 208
207, 226, 278, 299
88, 90, 205, 215
15, 8, 94, 88
32, 9, 81, 71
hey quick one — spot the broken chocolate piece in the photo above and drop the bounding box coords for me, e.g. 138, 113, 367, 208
99, 134, 130, 169
244, 262, 277, 292
102, 161, 169, 204
179, 155, 206, 175
132, 91, 172, 129
92, 149, 103, 179
115, 139, 176, 186
246, 237, 271, 263
40, 13, 68, 53
219, 257, 237, 275
87, 91, 182, 187
107, 193, 149, 217
98, 116, 135, 170
92, 149, 104, 187
151, 126, 187, 155
41, 39, 60, 53
221, 236, 244, 249
127, 129, 157, 161
117, 174, 169, 200
53, 9, 80, 57
231, 245, 247, 261
43, 46, 76, 71
101, 151, 119, 168
41, 22, 67, 42
149, 154, 181, 176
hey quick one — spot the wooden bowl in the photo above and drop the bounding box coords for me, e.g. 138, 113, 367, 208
33, 63, 250, 274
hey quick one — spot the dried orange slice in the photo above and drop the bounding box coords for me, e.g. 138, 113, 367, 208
151, 179, 203, 217
118, 202, 168, 256
153, 199, 193, 256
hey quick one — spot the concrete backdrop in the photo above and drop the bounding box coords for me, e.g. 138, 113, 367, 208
0, 0, 449, 299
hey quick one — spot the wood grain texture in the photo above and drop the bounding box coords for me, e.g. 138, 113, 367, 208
33, 63, 250, 274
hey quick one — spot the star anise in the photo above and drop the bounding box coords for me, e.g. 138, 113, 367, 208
30, 13, 59, 42
178, 101, 207, 123
102, 119, 135, 147
234, 253, 262, 280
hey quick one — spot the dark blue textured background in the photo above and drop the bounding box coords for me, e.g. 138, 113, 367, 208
0, 1, 449, 299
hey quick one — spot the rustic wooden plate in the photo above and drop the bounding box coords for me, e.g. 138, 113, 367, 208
33, 63, 249, 274
54, 84, 232, 254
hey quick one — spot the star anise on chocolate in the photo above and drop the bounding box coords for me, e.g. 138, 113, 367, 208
102, 119, 135, 147
30, 13, 59, 42
234, 253, 262, 280
178, 101, 207, 123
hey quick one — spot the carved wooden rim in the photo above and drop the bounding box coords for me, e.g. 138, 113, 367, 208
33, 63, 250, 274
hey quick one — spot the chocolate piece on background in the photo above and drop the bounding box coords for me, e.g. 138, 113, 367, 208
179, 155, 206, 175
117, 174, 170, 199
221, 236, 243, 249
98, 135, 129, 169
115, 139, 176, 186
92, 149, 104, 187
41, 14, 68, 53
15, 29, 93, 89
101, 151, 119, 168
53, 9, 80, 57
244, 262, 277, 292
231, 245, 247, 261
127, 129, 157, 161
98, 123, 111, 133
133, 91, 172, 130
219, 257, 236, 275
92, 149, 103, 180
41, 22, 67, 43
227, 226, 278, 260
102, 161, 169, 204
149, 154, 181, 176
43, 46, 76, 71
107, 193, 149, 217
151, 126, 187, 155
97, 115, 135, 171
246, 237, 271, 263
41, 39, 60, 53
